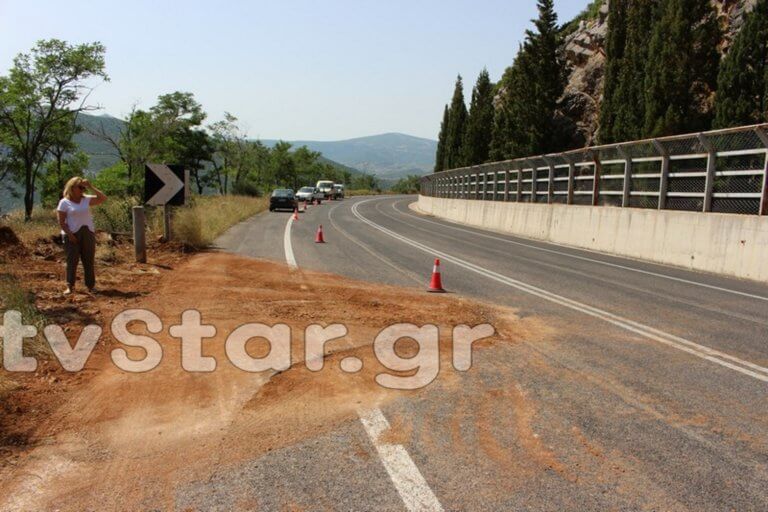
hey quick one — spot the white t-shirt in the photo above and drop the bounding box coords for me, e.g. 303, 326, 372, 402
57, 197, 95, 235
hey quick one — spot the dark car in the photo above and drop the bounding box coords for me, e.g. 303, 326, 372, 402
269, 189, 297, 212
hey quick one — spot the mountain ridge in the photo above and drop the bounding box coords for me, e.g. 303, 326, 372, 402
260, 133, 437, 179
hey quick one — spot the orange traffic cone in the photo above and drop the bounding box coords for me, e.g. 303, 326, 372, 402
427, 258, 445, 292
315, 225, 325, 243
293, 207, 299, 221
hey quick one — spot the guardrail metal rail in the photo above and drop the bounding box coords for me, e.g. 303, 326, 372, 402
421, 124, 768, 216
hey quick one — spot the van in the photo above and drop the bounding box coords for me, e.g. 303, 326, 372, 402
316, 180, 335, 199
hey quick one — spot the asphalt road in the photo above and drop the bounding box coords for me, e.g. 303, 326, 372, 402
215, 195, 768, 511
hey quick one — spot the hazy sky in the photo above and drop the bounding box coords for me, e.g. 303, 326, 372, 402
0, 0, 589, 141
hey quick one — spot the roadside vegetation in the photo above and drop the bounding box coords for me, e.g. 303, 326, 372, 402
433, 0, 768, 172
0, 39, 380, 224
172, 195, 267, 249
346, 189, 380, 197
390, 175, 421, 194
0, 275, 48, 371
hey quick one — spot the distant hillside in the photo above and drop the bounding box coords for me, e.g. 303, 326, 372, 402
74, 113, 123, 172
71, 113, 367, 179
261, 133, 437, 179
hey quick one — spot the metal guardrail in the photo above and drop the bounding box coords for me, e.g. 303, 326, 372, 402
421, 124, 768, 216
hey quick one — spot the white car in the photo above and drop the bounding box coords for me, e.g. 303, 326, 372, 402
316, 180, 335, 199
296, 186, 323, 204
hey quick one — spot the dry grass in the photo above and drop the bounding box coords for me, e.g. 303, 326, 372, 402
0, 274, 49, 364
346, 189, 381, 197
172, 195, 268, 250
3, 208, 58, 246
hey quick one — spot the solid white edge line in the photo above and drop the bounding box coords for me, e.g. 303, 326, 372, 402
353, 198, 768, 384
392, 199, 768, 303
287, 204, 443, 510
359, 408, 444, 512
284, 216, 297, 269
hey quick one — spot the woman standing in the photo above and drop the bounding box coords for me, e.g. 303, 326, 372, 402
56, 177, 107, 295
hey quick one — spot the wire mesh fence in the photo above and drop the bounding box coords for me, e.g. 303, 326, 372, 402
422, 124, 768, 216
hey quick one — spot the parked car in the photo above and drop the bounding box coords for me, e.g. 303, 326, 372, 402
269, 189, 297, 211
332, 184, 345, 200
296, 186, 324, 204
316, 180, 335, 199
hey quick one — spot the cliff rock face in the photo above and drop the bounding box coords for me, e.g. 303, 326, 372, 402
559, 2, 609, 147
558, 0, 757, 148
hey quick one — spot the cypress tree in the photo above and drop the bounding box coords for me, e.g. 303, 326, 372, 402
490, 0, 566, 160
526, 0, 568, 154
714, 0, 768, 128
460, 68, 495, 166
490, 61, 519, 161
598, 0, 629, 144
434, 105, 449, 172
444, 75, 467, 170
643, 0, 720, 137
600, 1, 659, 143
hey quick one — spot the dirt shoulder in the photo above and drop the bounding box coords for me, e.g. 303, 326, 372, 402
0, 227, 187, 466
0, 249, 529, 511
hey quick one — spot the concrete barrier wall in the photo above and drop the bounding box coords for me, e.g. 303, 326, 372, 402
417, 195, 768, 283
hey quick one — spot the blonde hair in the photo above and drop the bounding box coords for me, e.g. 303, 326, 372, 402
63, 177, 85, 200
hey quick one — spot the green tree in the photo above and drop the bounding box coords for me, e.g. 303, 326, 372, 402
643, 0, 720, 137
434, 105, 449, 172
600, 1, 660, 143
460, 68, 495, 166
351, 173, 379, 191
41, 151, 89, 207
391, 175, 421, 194
714, 0, 768, 128
209, 112, 248, 194
524, 0, 568, 153
92, 93, 208, 195
176, 127, 214, 194
42, 110, 87, 204
0, 39, 108, 219
270, 141, 296, 190
443, 75, 467, 170
599, 0, 629, 143
490, 1, 566, 160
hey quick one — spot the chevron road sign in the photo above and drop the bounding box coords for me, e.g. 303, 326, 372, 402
144, 164, 187, 206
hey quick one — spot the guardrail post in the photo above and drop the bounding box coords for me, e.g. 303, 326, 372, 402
163, 204, 172, 242
543, 156, 554, 204
567, 156, 575, 205
652, 139, 669, 210
756, 128, 768, 215
592, 151, 601, 206
504, 170, 510, 202
698, 133, 716, 212
132, 206, 146, 264
516, 166, 523, 202
530, 162, 537, 203
618, 145, 631, 207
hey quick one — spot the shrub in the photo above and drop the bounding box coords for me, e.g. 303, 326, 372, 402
0, 274, 49, 362
92, 196, 140, 234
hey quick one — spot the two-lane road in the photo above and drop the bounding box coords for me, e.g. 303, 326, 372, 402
216, 195, 768, 510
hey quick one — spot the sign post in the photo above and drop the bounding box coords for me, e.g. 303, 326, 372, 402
144, 164, 187, 243
132, 206, 146, 263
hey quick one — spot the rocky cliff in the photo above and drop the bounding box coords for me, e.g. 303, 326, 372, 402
558, 0, 759, 147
